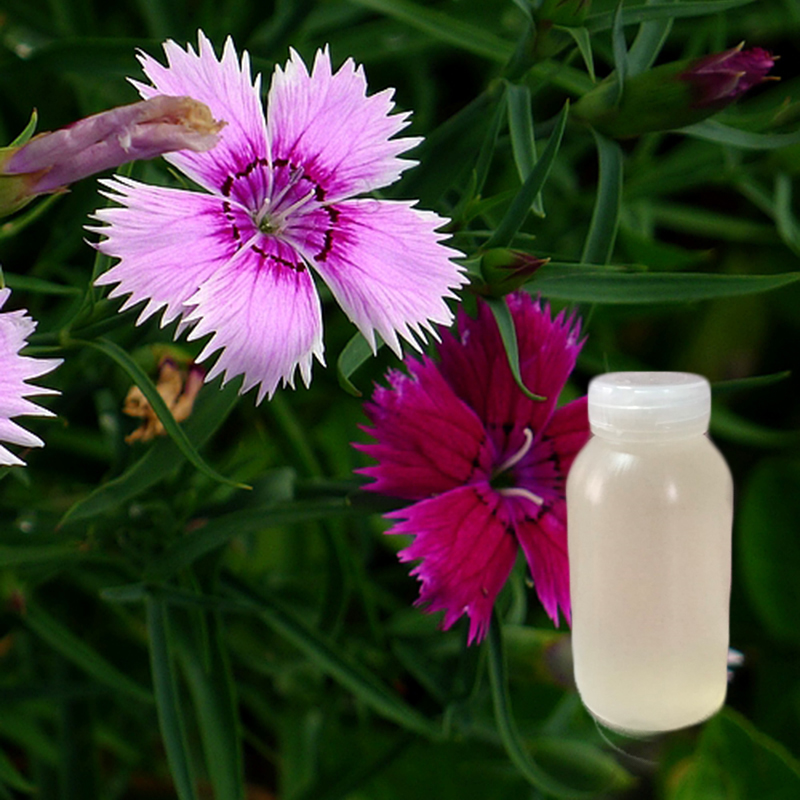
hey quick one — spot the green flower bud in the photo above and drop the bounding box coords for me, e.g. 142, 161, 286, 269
573, 44, 776, 139
478, 249, 548, 297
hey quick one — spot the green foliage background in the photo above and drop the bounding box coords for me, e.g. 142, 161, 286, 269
2, 0, 800, 797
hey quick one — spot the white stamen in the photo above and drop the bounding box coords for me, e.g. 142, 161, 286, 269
497, 487, 544, 505
496, 427, 534, 474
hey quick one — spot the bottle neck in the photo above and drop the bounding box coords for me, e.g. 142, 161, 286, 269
590, 422, 708, 444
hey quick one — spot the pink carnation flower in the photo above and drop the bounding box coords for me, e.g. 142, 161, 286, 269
0, 288, 61, 466
88, 33, 465, 402
358, 292, 589, 644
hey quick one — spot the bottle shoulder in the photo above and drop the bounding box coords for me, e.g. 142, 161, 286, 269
568, 433, 732, 488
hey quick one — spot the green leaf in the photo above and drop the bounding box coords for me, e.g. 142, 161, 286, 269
2, 273, 81, 296
585, 0, 755, 32
485, 101, 568, 249
668, 708, 800, 799
473, 90, 508, 200
23, 601, 152, 705
554, 25, 595, 82
80, 337, 247, 490
485, 296, 545, 401
527, 266, 800, 303
146, 596, 199, 800
680, 120, 800, 150
711, 371, 792, 396
711, 405, 800, 448
176, 613, 245, 800
0, 543, 84, 568
774, 172, 800, 253
337, 331, 383, 397
348, 0, 514, 62
609, 2, 627, 105
581, 131, 623, 265
0, 748, 34, 793
0, 195, 63, 240
487, 619, 621, 797
7, 109, 38, 147
507, 83, 545, 216
626, 0, 675, 76
222, 575, 440, 739
147, 498, 355, 579
60, 378, 242, 525
738, 458, 800, 645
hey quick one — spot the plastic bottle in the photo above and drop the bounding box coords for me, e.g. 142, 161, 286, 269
567, 372, 733, 734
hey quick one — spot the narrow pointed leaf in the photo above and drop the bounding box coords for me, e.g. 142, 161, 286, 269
348, 0, 514, 62
610, 1, 627, 104
487, 619, 605, 797
337, 332, 383, 397
148, 498, 355, 579
8, 109, 38, 146
507, 83, 545, 216
80, 337, 247, 490
61, 378, 242, 525
223, 576, 441, 739
554, 25, 595, 82
586, 0, 755, 32
626, 0, 674, 76
679, 120, 800, 150
176, 614, 245, 800
528, 267, 800, 302
581, 131, 623, 265
146, 597, 199, 800
23, 601, 152, 704
485, 102, 568, 249
485, 297, 545, 401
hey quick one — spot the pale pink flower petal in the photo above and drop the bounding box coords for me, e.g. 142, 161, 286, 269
0, 288, 61, 467
90, 177, 246, 327
268, 48, 419, 201
132, 32, 268, 203
300, 199, 464, 355
388, 485, 519, 645
182, 248, 324, 402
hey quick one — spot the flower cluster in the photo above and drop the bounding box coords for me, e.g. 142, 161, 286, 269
358, 292, 590, 643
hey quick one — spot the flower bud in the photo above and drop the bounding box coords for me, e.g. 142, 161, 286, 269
478, 248, 548, 297
573, 44, 776, 139
1, 96, 224, 217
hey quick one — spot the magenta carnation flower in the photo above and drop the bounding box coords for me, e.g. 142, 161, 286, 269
88, 33, 465, 402
358, 292, 589, 644
0, 288, 61, 466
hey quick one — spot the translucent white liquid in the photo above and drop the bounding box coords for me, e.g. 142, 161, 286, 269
567, 433, 733, 734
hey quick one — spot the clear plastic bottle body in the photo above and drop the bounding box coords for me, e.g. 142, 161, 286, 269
567, 430, 733, 734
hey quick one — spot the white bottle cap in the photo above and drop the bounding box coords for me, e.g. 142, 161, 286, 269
588, 372, 711, 440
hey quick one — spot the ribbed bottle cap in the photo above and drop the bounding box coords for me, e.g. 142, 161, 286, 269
588, 372, 711, 440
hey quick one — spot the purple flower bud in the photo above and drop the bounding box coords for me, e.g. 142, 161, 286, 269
681, 44, 776, 108
1, 96, 224, 203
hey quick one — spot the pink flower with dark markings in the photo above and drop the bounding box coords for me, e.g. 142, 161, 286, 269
88, 32, 465, 402
0, 288, 61, 466
358, 292, 589, 644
